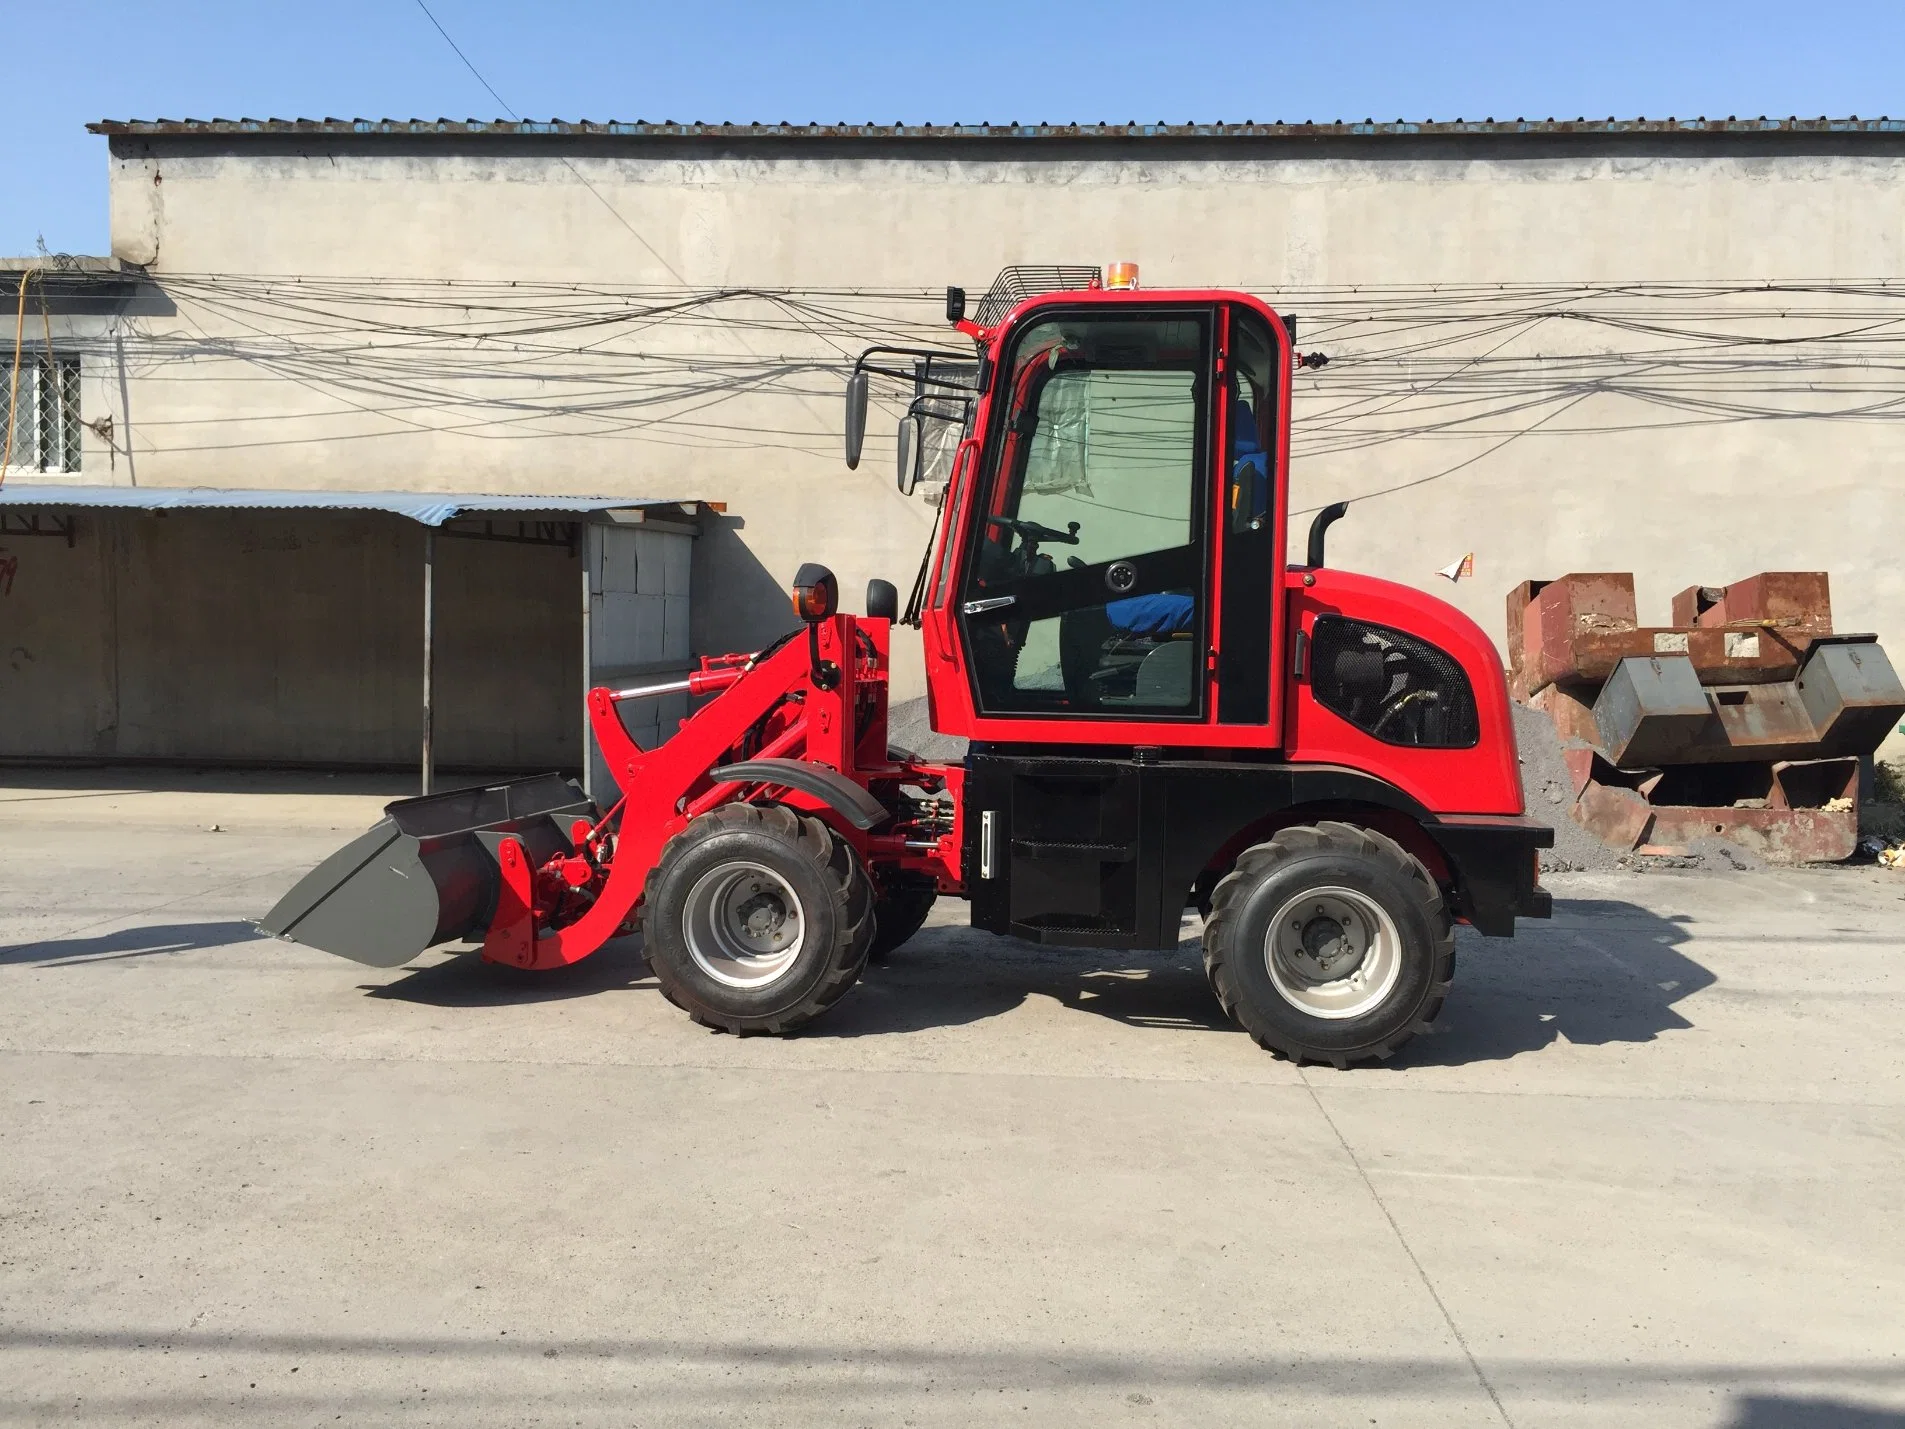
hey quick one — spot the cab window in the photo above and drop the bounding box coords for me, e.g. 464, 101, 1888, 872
1216, 308, 1282, 724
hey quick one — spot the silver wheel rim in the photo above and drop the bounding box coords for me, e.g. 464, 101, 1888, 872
682, 860, 806, 989
1263, 886, 1402, 1020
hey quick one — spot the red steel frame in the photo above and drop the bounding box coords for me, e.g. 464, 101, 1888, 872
480, 285, 1525, 971
480, 614, 958, 970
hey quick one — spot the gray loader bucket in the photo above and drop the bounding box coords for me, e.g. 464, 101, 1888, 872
258, 773, 596, 967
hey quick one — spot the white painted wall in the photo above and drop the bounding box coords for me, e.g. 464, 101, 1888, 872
83, 133, 1905, 726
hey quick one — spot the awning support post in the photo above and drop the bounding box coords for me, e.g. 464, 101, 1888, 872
421, 527, 435, 795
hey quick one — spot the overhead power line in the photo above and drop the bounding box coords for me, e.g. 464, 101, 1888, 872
411, 0, 515, 118
409, 0, 686, 283
81, 273, 1905, 474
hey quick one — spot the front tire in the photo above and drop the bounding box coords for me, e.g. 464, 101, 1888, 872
641, 803, 873, 1034
1202, 821, 1453, 1067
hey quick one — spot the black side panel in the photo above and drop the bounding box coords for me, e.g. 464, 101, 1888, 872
966, 755, 1438, 949
966, 757, 1148, 946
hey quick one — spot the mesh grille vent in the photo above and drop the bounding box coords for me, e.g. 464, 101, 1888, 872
1310, 615, 1479, 749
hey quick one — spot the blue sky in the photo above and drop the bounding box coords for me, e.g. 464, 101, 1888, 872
7, 0, 1904, 256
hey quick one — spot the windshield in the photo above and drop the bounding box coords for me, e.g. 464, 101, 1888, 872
957, 309, 1211, 716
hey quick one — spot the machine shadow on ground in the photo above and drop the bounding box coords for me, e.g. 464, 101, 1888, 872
1403, 895, 1714, 1066
0, 920, 265, 967
818, 892, 1718, 1067
821, 928, 1237, 1040
362, 936, 656, 1007
1723, 1396, 1905, 1428
324, 892, 1720, 1065
12, 892, 1717, 1068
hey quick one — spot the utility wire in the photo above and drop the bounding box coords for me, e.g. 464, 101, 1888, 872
411, 0, 515, 118
410, 0, 685, 283
404, 1, 866, 454
1292, 389, 1596, 516
91, 269, 1905, 478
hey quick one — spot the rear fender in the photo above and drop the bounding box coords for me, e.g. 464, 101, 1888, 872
1197, 802, 1453, 893
1285, 568, 1524, 817
1191, 802, 1548, 936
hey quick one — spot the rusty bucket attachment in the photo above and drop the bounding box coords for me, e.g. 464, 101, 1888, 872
258, 773, 595, 967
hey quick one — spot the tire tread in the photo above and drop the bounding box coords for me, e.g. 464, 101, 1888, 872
641, 802, 873, 1036
1203, 820, 1453, 1066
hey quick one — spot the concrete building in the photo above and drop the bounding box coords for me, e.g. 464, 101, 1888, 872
5, 117, 1903, 769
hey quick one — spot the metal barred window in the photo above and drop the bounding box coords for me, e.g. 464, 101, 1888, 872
3, 355, 82, 473
1309, 615, 1480, 748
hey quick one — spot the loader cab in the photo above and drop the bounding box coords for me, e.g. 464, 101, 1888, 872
923, 288, 1292, 750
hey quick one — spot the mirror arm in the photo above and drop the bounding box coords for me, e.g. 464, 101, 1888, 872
852, 346, 983, 393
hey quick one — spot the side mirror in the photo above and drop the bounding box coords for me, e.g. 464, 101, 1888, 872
866, 579, 899, 622
897, 414, 924, 496
844, 371, 868, 470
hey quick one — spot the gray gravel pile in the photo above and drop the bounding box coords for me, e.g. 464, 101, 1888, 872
1510, 701, 1762, 873
886, 696, 970, 765
1509, 702, 1626, 873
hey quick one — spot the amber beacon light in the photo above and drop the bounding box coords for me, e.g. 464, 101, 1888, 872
1104, 261, 1141, 290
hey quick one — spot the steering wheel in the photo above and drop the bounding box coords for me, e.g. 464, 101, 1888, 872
986, 515, 1081, 546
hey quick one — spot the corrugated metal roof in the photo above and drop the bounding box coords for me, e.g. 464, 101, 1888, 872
0, 485, 703, 527
86, 116, 1905, 140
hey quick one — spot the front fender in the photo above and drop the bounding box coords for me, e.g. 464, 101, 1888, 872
709, 759, 890, 830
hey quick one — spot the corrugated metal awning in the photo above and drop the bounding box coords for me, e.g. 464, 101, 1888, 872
0, 485, 707, 527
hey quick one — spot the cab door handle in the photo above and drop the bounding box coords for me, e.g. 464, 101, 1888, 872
962, 596, 1016, 615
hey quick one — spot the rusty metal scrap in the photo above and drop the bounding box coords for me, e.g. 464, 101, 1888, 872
1510, 570, 1901, 864
1507, 572, 1825, 700
1669, 571, 1833, 635
1560, 746, 1862, 863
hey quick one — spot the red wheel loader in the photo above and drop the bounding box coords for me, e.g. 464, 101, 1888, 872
261, 266, 1551, 1066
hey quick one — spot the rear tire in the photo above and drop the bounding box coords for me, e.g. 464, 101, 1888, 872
867, 876, 938, 960
1202, 821, 1453, 1067
641, 803, 873, 1034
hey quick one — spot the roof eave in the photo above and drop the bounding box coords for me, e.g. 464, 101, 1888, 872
85, 117, 1905, 141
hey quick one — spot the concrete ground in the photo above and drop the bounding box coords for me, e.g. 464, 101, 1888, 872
2, 772, 1903, 1428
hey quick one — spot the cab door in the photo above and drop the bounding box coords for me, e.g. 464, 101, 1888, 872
954, 307, 1215, 723
1213, 305, 1287, 737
